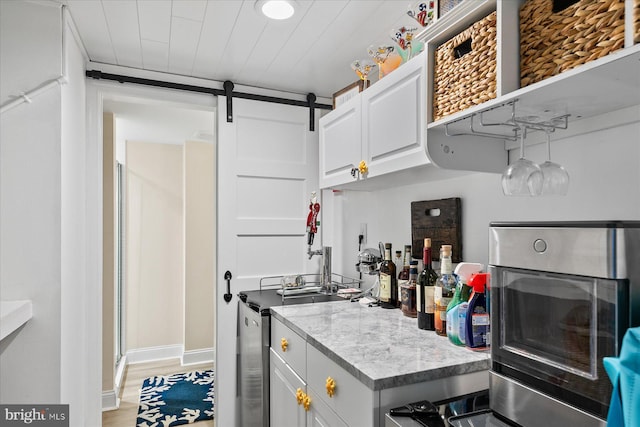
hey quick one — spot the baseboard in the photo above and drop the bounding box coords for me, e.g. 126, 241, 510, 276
101, 390, 119, 412
181, 348, 215, 366
126, 344, 184, 364
114, 355, 127, 390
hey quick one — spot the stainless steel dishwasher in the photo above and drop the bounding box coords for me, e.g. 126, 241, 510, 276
237, 273, 358, 427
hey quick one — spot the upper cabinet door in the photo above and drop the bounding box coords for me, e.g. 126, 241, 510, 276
362, 51, 428, 179
319, 95, 362, 188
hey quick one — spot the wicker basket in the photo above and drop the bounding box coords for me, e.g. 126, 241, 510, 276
520, 0, 625, 88
433, 11, 497, 121
635, 0, 640, 43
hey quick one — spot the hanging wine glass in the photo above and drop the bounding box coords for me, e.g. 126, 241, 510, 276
501, 125, 543, 196
367, 45, 396, 80
351, 59, 376, 86
539, 129, 570, 195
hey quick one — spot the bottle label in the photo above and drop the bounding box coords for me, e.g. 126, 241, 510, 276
424, 287, 435, 314
441, 258, 452, 275
437, 297, 452, 321
379, 273, 391, 301
472, 314, 490, 326
471, 314, 490, 347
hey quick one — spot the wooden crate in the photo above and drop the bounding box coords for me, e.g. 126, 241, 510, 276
520, 0, 625, 88
433, 11, 497, 121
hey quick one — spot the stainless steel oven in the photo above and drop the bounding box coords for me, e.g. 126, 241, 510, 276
488, 221, 640, 427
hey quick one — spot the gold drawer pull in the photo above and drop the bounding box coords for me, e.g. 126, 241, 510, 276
281, 337, 288, 352
295, 388, 311, 411
302, 393, 311, 411
325, 376, 336, 398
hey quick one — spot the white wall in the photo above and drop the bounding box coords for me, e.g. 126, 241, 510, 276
329, 121, 640, 284
60, 8, 89, 422
1, 2, 88, 422
0, 1, 63, 403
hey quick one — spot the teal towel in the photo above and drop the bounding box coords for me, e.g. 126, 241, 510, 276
603, 327, 640, 427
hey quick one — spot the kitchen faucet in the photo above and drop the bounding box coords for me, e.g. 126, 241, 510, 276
308, 245, 332, 294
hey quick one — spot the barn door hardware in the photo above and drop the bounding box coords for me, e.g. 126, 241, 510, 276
224, 80, 234, 123
223, 270, 233, 303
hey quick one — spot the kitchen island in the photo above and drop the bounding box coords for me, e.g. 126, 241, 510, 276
270, 300, 490, 427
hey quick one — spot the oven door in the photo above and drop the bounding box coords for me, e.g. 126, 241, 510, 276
489, 266, 628, 419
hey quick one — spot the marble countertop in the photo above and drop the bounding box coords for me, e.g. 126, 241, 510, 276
271, 301, 490, 391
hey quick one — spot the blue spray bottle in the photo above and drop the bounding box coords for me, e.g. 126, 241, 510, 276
465, 272, 490, 350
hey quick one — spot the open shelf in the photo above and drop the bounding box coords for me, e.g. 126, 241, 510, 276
1, 300, 33, 341
420, 0, 640, 174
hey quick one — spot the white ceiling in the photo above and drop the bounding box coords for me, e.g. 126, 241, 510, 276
62, 0, 420, 99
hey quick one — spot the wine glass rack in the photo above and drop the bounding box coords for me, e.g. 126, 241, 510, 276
443, 99, 571, 142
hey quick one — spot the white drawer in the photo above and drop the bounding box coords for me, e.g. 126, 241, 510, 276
306, 343, 375, 427
271, 317, 306, 378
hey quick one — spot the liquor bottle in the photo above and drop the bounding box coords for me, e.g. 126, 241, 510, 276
394, 251, 402, 278
379, 243, 398, 309
398, 245, 411, 281
417, 238, 438, 330
401, 261, 418, 318
435, 245, 457, 336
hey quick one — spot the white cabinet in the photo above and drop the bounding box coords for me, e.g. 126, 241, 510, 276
306, 343, 375, 427
319, 51, 429, 189
270, 318, 352, 427
361, 49, 427, 179
270, 348, 306, 427
306, 386, 348, 427
319, 95, 362, 188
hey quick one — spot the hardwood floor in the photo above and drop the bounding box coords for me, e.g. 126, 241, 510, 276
103, 358, 215, 427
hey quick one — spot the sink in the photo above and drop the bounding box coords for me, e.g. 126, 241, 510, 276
0, 300, 33, 341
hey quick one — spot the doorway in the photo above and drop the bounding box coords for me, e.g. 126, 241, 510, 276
96, 84, 217, 419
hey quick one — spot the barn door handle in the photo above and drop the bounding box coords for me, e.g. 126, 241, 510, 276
224, 271, 233, 303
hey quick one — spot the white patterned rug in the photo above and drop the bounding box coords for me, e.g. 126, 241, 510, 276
136, 369, 214, 427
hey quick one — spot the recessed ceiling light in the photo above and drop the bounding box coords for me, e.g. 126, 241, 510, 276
256, 0, 296, 20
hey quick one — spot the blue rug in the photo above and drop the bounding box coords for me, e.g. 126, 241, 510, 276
136, 369, 214, 427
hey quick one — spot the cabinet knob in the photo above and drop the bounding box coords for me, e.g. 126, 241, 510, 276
358, 160, 368, 175
281, 337, 288, 352
302, 393, 311, 411
325, 376, 336, 398
296, 388, 304, 405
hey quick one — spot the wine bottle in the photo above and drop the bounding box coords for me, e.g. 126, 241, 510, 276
379, 243, 398, 309
417, 238, 438, 330
435, 244, 457, 336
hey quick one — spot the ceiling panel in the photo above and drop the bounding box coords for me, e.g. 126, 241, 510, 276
64, 0, 428, 98
64, 0, 117, 64
171, 0, 207, 22
233, 1, 315, 88
102, 0, 142, 68
141, 39, 169, 72
138, 0, 172, 43
168, 16, 205, 76
212, 1, 268, 81
191, 1, 244, 80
